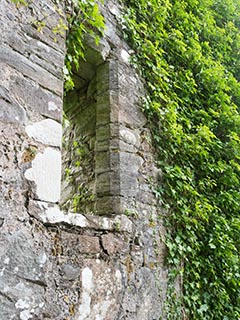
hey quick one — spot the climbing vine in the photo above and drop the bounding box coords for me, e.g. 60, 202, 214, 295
122, 0, 240, 319
64, 0, 104, 91
10, 0, 240, 318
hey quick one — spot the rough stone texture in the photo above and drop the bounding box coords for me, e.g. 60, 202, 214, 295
26, 119, 62, 147
0, 0, 169, 319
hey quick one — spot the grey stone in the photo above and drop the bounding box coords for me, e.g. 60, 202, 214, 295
78, 235, 101, 254
9, 75, 62, 121
119, 128, 140, 147
0, 231, 46, 320
0, 45, 63, 96
6, 30, 64, 79
28, 200, 133, 233
74, 261, 123, 320
62, 264, 81, 281
0, 98, 26, 124
96, 171, 120, 196
84, 36, 111, 65
102, 233, 127, 255
0, 85, 27, 124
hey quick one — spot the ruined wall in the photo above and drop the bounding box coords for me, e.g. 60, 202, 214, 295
0, 0, 168, 319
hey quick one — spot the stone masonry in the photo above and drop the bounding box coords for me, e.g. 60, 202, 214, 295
0, 0, 168, 319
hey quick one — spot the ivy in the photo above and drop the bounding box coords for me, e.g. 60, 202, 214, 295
122, 0, 240, 318
64, 0, 105, 91
10, 0, 27, 5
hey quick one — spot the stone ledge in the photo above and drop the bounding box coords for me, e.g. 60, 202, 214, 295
29, 200, 133, 233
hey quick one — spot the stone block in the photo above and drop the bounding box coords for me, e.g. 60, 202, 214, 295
119, 94, 147, 127
75, 261, 122, 320
96, 107, 111, 126
95, 150, 120, 174
96, 125, 111, 142
28, 201, 88, 227
119, 173, 138, 197
0, 97, 26, 124
96, 171, 120, 196
61, 264, 81, 281
84, 36, 111, 65
28, 200, 133, 232
119, 127, 140, 147
101, 233, 127, 255
0, 231, 46, 320
26, 119, 62, 147
97, 63, 110, 94
95, 151, 110, 173
6, 28, 64, 79
60, 232, 100, 257
78, 235, 101, 254
0, 45, 63, 96
95, 195, 121, 215
21, 22, 65, 53
9, 75, 62, 121
119, 140, 136, 153
24, 147, 61, 203
95, 139, 110, 152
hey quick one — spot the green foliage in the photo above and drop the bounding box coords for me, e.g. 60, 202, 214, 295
10, 0, 27, 5
123, 0, 240, 318
64, 0, 105, 91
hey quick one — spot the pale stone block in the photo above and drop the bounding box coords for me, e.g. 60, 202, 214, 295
24, 147, 61, 203
26, 119, 62, 147
120, 49, 130, 64
119, 128, 140, 147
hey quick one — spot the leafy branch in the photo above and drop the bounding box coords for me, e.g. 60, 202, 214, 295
64, 0, 105, 91
122, 0, 240, 318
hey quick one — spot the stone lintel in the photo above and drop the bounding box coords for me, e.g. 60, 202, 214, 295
29, 200, 133, 233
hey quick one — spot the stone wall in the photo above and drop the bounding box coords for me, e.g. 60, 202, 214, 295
0, 0, 168, 319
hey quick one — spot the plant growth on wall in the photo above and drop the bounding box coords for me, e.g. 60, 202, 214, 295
64, 0, 105, 91
11, 0, 104, 92
10, 0, 240, 318
122, 0, 240, 318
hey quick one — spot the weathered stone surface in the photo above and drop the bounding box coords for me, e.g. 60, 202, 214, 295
0, 45, 63, 96
24, 147, 61, 203
84, 37, 111, 65
29, 201, 87, 227
0, 96, 27, 124
61, 264, 81, 281
29, 200, 133, 233
0, 0, 169, 319
119, 127, 140, 147
6, 29, 64, 79
26, 119, 62, 147
0, 84, 27, 124
74, 261, 123, 320
0, 231, 46, 320
11, 75, 62, 121
78, 235, 101, 254
102, 233, 127, 255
